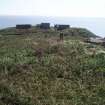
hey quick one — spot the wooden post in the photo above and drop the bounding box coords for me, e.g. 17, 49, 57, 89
36, 48, 43, 62
60, 32, 64, 41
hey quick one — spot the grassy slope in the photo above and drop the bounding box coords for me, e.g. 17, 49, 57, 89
0, 27, 97, 37
0, 28, 105, 105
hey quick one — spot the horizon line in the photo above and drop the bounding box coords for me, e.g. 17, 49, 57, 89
0, 15, 105, 19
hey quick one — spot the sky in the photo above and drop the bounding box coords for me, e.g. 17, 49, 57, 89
0, 0, 105, 17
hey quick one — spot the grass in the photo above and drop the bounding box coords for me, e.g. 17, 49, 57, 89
0, 27, 105, 105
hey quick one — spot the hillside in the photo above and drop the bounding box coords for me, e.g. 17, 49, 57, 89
0, 27, 97, 38
0, 27, 105, 105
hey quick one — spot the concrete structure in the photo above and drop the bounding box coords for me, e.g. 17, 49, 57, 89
16, 24, 32, 29
16, 24, 32, 34
40, 23, 50, 29
54, 24, 70, 31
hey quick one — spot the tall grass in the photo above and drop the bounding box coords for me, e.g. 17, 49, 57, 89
0, 34, 105, 105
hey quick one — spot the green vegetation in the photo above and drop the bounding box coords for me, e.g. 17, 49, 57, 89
0, 27, 97, 37
65, 27, 97, 38
0, 27, 105, 105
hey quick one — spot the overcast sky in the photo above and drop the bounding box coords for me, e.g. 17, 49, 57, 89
0, 0, 105, 17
